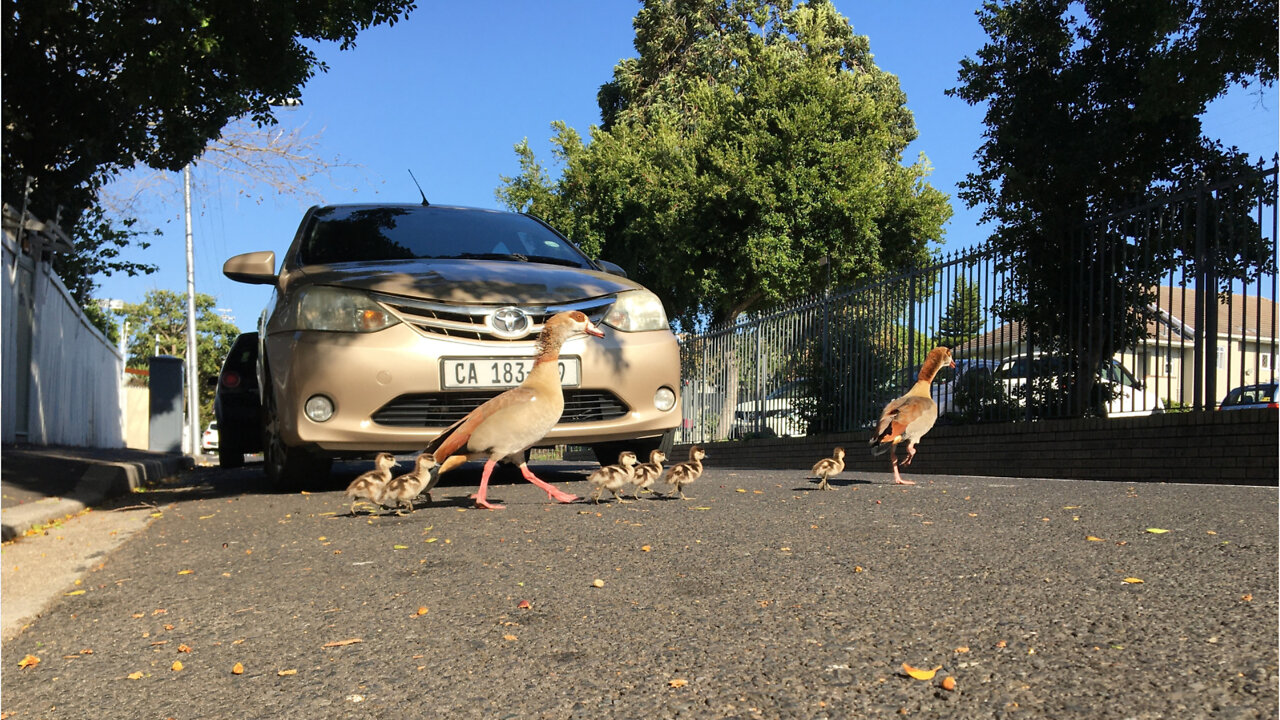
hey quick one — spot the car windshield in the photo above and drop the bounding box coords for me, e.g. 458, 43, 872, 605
298, 206, 593, 268
1222, 384, 1277, 406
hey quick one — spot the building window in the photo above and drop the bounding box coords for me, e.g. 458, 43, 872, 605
1216, 345, 1226, 370
1262, 353, 1272, 371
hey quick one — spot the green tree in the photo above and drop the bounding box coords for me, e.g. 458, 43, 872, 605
948, 0, 1276, 415
934, 276, 984, 349
118, 289, 240, 427
3, 0, 416, 245
497, 0, 951, 331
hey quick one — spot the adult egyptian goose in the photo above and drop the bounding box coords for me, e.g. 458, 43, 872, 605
810, 446, 845, 491
588, 451, 638, 504
425, 311, 605, 509
345, 452, 398, 515
378, 452, 438, 515
661, 445, 706, 499
629, 449, 666, 498
869, 346, 955, 485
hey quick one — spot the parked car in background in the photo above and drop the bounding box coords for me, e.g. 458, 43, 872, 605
994, 352, 1165, 418
730, 379, 812, 438
894, 358, 1001, 420
200, 422, 219, 451
1218, 382, 1278, 410
223, 203, 682, 487
213, 331, 263, 469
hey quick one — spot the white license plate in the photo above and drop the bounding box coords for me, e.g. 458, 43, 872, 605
441, 357, 581, 389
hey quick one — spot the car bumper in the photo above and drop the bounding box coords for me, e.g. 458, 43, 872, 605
264, 324, 682, 453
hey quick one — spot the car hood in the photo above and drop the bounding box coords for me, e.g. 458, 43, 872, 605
292, 259, 642, 305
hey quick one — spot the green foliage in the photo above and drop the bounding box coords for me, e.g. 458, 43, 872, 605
497, 0, 951, 330
116, 289, 240, 426
51, 203, 160, 310
3, 0, 416, 236
934, 276, 984, 349
948, 0, 1276, 414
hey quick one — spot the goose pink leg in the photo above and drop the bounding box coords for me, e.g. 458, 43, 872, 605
518, 463, 579, 503
473, 458, 506, 510
890, 453, 916, 485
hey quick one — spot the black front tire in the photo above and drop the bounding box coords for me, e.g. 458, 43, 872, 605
262, 387, 332, 490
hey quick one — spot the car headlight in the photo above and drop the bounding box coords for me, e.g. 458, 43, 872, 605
603, 290, 669, 332
294, 286, 401, 333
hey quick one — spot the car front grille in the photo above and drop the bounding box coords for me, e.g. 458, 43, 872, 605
370, 294, 614, 342
370, 389, 630, 427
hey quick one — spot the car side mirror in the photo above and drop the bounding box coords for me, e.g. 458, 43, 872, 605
224, 251, 277, 285
595, 259, 628, 278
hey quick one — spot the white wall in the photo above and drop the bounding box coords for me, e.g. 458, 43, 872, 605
2, 229, 125, 447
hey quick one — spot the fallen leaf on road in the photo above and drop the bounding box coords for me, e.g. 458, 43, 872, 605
171, 661, 184, 672
415, 606, 429, 616
1145, 528, 1169, 534
64, 590, 85, 596
503, 634, 518, 641
323, 638, 362, 648
178, 644, 192, 653
591, 579, 605, 588
954, 646, 969, 653
1123, 577, 1144, 584
1063, 506, 1081, 510
902, 663, 941, 680
393, 545, 409, 550
1241, 594, 1253, 602
17, 655, 39, 669
1086, 536, 1105, 542
278, 669, 297, 676
691, 507, 711, 511
669, 678, 688, 688
941, 676, 957, 691
231, 662, 244, 675
127, 671, 144, 680
517, 600, 532, 610
178, 570, 194, 575
641, 545, 651, 552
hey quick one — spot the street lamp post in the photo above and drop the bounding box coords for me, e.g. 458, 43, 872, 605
183, 164, 199, 456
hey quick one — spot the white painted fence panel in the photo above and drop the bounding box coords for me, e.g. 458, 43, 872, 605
2, 230, 125, 447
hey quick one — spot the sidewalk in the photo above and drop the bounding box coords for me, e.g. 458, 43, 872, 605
0, 445, 193, 541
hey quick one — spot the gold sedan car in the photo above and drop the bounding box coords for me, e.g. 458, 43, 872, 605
224, 203, 681, 487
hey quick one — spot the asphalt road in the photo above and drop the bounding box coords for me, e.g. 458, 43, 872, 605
2, 460, 1276, 719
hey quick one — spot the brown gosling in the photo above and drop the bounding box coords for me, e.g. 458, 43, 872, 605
588, 451, 638, 504
345, 452, 398, 515
810, 446, 846, 491
378, 453, 439, 515
661, 445, 706, 500
629, 449, 667, 499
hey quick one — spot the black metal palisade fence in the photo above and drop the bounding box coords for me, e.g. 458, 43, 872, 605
677, 165, 1279, 445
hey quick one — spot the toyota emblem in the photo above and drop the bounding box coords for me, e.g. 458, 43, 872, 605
488, 307, 532, 339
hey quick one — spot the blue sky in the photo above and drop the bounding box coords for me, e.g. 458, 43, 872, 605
96, 0, 1278, 334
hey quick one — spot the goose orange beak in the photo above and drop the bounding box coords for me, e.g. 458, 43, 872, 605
584, 321, 605, 338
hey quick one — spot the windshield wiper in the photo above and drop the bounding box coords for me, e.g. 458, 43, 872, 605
443, 252, 585, 268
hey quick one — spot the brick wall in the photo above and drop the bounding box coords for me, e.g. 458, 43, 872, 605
674, 409, 1278, 486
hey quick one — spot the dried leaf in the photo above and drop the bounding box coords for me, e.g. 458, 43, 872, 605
64, 590, 85, 596
941, 676, 957, 691
668, 678, 689, 688
517, 600, 532, 610
17, 655, 39, 669
231, 662, 245, 675
641, 545, 651, 552
322, 638, 362, 648
278, 669, 298, 676
591, 579, 605, 588
127, 671, 144, 680
393, 545, 409, 550
1123, 577, 1144, 584
178, 644, 192, 653
954, 646, 970, 654
415, 606, 429, 616
902, 663, 942, 681
1145, 528, 1169, 534
171, 661, 184, 672
503, 634, 518, 641
1086, 536, 1105, 542
178, 569, 194, 575
1241, 594, 1253, 602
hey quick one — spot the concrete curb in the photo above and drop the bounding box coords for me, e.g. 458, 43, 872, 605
1, 451, 192, 542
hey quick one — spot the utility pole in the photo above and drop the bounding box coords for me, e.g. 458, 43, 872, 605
183, 165, 200, 456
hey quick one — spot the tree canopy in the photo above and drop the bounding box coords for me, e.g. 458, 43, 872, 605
3, 0, 416, 226
497, 0, 951, 330
118, 289, 241, 426
948, 0, 1277, 413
